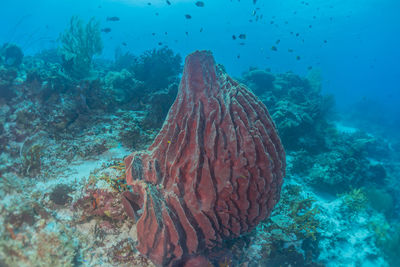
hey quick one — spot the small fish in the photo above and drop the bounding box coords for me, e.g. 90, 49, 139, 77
101, 28, 112, 33
195, 1, 204, 7
296, 33, 300, 37
158, 42, 163, 45
271, 46, 277, 51
238, 34, 246, 39
122, 42, 127, 46
185, 14, 192, 19
166, 0, 171, 5
106, 16, 120, 21
288, 49, 293, 52
309, 25, 312, 28
275, 39, 280, 44
232, 35, 237, 40
200, 27, 203, 32
324, 39, 327, 43
148, 2, 152, 5
155, 12, 159, 16
152, 32, 156, 36
307, 66, 312, 70
296, 55, 301, 60
253, 0, 257, 4
270, 20, 274, 24
237, 54, 240, 59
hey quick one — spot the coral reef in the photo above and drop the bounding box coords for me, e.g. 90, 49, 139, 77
241, 68, 335, 154
132, 46, 182, 92
242, 68, 275, 95
141, 83, 178, 129
104, 68, 146, 106
375, 222, 400, 266
233, 182, 322, 266
0, 37, 399, 267
291, 131, 388, 193
124, 51, 286, 266
113, 49, 137, 70
58, 16, 103, 79
0, 43, 23, 67
0, 65, 18, 99
339, 188, 368, 215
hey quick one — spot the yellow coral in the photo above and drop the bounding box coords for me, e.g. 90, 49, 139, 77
340, 188, 368, 213
99, 161, 128, 192
288, 197, 320, 240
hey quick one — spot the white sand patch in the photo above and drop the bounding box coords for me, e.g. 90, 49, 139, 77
33, 144, 131, 193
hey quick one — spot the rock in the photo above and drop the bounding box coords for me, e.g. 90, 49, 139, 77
124, 50, 286, 266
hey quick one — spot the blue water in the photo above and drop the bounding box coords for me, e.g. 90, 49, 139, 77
1, 0, 399, 117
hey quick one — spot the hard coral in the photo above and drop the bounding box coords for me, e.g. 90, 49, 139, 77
124, 50, 286, 266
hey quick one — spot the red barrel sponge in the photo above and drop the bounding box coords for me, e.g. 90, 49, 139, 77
124, 50, 285, 266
